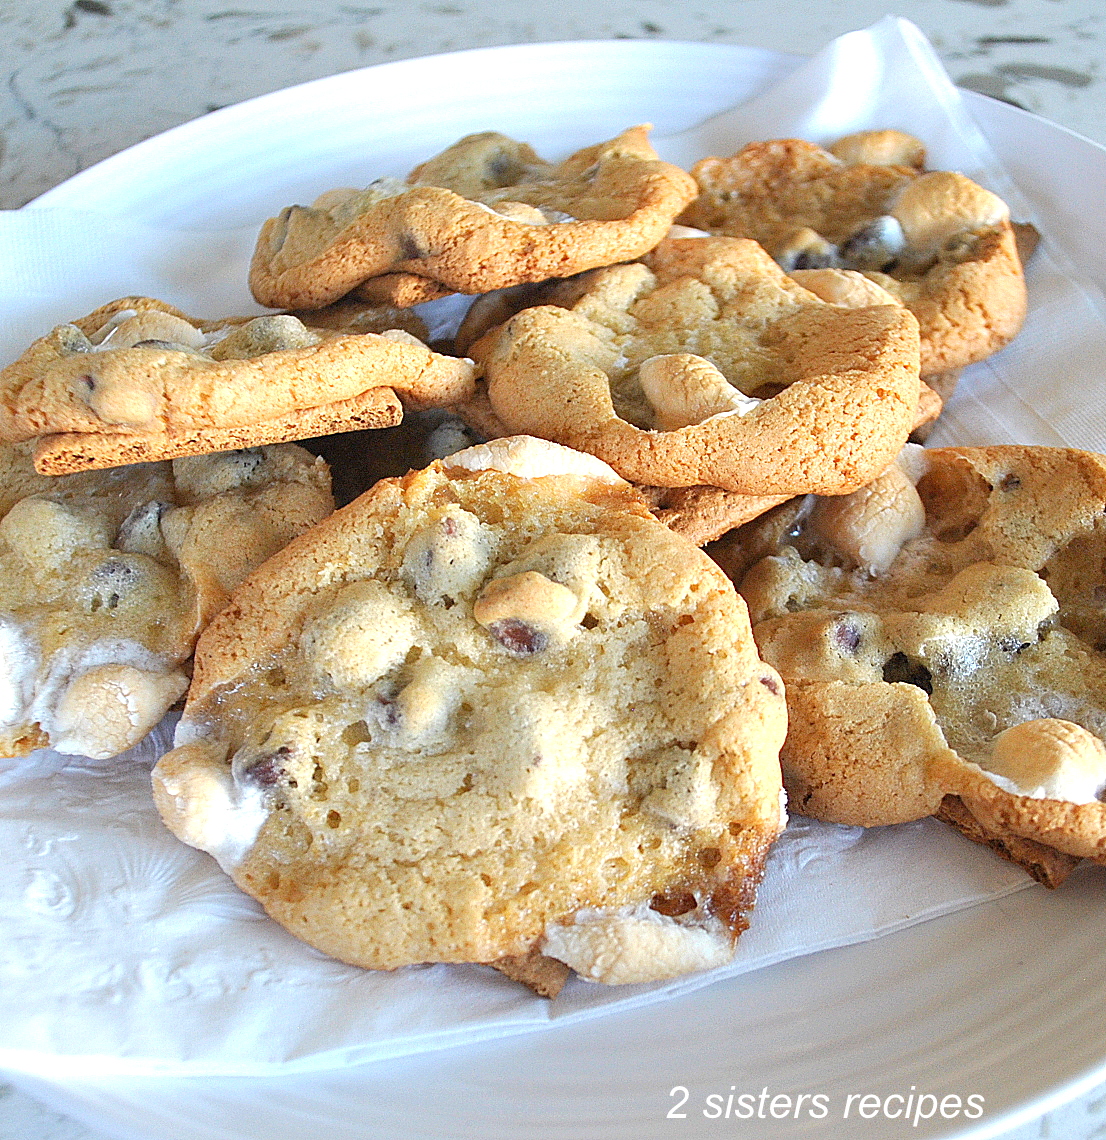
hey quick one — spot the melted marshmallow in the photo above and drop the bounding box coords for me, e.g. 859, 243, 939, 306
542, 902, 734, 984
0, 617, 37, 727
983, 769, 1105, 804
446, 436, 626, 484
154, 746, 270, 873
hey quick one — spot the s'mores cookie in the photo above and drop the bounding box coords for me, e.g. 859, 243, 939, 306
152, 437, 787, 991
718, 445, 1106, 884
1, 297, 475, 474
681, 132, 1028, 378
467, 235, 921, 497
0, 440, 332, 760
248, 126, 698, 310
453, 262, 938, 544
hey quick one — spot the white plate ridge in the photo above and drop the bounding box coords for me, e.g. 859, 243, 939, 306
12, 37, 1106, 1140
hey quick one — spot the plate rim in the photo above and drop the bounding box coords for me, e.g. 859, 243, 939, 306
28, 37, 804, 218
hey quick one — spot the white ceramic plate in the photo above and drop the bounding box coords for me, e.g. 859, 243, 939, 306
14, 38, 1106, 1140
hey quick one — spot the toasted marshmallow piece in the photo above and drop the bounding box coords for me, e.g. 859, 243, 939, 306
829, 129, 926, 168
101, 311, 205, 351
302, 580, 419, 692
400, 507, 496, 606
543, 904, 734, 984
809, 453, 927, 576
50, 664, 188, 759
791, 268, 901, 309
0, 497, 114, 563
984, 718, 1106, 803
0, 617, 37, 728
153, 739, 270, 872
891, 171, 1010, 259
638, 353, 760, 432
446, 436, 625, 484
474, 570, 584, 651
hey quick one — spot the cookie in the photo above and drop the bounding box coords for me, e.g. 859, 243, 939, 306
151, 436, 787, 987
247, 126, 698, 310
350, 274, 455, 309
455, 253, 939, 544
456, 302, 938, 546
0, 440, 332, 760
0, 297, 475, 474
935, 794, 1080, 888
681, 133, 1028, 376
33, 388, 403, 475
720, 445, 1106, 880
468, 235, 921, 496
638, 485, 793, 547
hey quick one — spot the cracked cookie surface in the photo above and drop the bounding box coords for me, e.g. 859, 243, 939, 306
681, 134, 1027, 376
247, 126, 698, 310
152, 437, 786, 987
468, 235, 920, 496
0, 440, 332, 760
717, 445, 1106, 878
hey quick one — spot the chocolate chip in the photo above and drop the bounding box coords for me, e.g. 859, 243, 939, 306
243, 756, 284, 787
400, 232, 427, 261
116, 499, 169, 551
759, 674, 781, 696
486, 151, 523, 187
840, 215, 905, 272
650, 890, 698, 917
776, 234, 840, 273
488, 618, 548, 655
833, 621, 862, 654
998, 636, 1032, 654
882, 652, 933, 694
239, 745, 292, 788
87, 558, 141, 610
372, 695, 401, 728
792, 247, 838, 270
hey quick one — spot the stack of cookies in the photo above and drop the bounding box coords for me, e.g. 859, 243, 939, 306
4, 121, 1100, 1000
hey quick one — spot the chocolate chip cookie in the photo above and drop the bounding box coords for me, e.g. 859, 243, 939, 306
152, 437, 787, 988
0, 440, 332, 760
248, 126, 698, 310
1, 297, 474, 473
682, 133, 1028, 376
718, 445, 1106, 883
